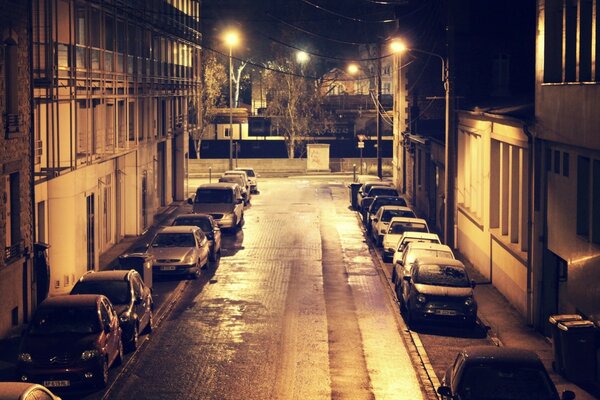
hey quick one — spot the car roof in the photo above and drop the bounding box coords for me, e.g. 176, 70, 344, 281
174, 213, 213, 221
406, 242, 453, 252
460, 346, 544, 365
77, 270, 131, 282
389, 217, 428, 224
235, 167, 254, 172
40, 294, 102, 308
196, 183, 237, 190
400, 232, 441, 241
0, 382, 58, 398
224, 170, 247, 176
414, 256, 464, 268
158, 226, 200, 234
378, 205, 413, 212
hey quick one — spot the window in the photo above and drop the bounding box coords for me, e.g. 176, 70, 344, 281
554, 150, 560, 174
576, 156, 590, 236
224, 128, 230, 137
4, 172, 21, 259
3, 38, 19, 135
562, 152, 569, 177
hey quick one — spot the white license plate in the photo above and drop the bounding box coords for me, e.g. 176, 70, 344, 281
435, 309, 457, 316
160, 266, 176, 271
44, 380, 70, 387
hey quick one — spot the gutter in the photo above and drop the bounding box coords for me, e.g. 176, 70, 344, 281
523, 123, 535, 327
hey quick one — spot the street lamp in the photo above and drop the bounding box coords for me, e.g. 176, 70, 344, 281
347, 63, 359, 75
392, 41, 454, 247
296, 50, 309, 64
223, 30, 240, 170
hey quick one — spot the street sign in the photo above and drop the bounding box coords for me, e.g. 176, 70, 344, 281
357, 142, 365, 149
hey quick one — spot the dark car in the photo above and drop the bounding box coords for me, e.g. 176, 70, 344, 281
438, 346, 576, 400
356, 181, 392, 206
366, 195, 409, 233
71, 270, 153, 351
398, 257, 477, 327
172, 213, 222, 261
17, 295, 123, 389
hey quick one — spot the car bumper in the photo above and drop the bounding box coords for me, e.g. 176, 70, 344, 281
410, 304, 477, 323
18, 361, 104, 389
250, 184, 258, 193
152, 263, 197, 276
214, 215, 236, 228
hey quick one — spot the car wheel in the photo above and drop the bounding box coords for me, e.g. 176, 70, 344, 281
391, 268, 397, 283
143, 309, 154, 334
376, 235, 383, 247
189, 262, 200, 279
238, 213, 245, 228
209, 247, 217, 262
405, 305, 414, 328
96, 357, 109, 388
128, 324, 139, 351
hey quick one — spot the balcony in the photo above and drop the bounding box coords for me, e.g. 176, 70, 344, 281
4, 113, 20, 138
5, 241, 24, 264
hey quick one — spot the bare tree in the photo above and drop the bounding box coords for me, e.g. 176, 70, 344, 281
192, 50, 226, 158
232, 60, 248, 108
263, 58, 332, 158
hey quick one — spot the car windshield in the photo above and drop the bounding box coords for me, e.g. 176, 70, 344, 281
414, 264, 470, 287
239, 169, 255, 177
389, 222, 428, 235
173, 218, 212, 232
457, 364, 557, 399
71, 281, 131, 305
406, 249, 453, 264
29, 307, 101, 335
195, 189, 232, 203
152, 233, 196, 248
382, 209, 415, 222
398, 238, 437, 251
219, 177, 241, 185
370, 188, 398, 197
372, 197, 408, 211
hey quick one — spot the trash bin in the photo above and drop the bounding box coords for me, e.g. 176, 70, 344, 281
118, 253, 155, 289
348, 183, 362, 210
557, 319, 597, 383
549, 314, 583, 374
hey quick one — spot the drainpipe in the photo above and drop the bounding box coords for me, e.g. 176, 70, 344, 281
28, 0, 36, 316
523, 123, 534, 327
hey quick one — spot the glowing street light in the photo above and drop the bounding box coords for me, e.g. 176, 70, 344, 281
347, 63, 359, 75
223, 29, 240, 170
296, 50, 309, 64
389, 40, 407, 54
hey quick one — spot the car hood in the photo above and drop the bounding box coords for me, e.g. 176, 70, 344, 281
413, 283, 473, 297
147, 247, 194, 260
21, 333, 99, 358
192, 203, 234, 214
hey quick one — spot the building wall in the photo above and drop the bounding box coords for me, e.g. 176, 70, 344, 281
0, 0, 34, 338
536, 0, 600, 322
32, 0, 198, 297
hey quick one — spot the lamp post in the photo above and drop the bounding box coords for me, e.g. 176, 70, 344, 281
223, 30, 239, 170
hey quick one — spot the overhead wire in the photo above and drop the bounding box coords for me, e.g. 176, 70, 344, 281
299, 0, 396, 23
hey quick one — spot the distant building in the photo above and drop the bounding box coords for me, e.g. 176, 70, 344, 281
31, 0, 201, 297
0, 0, 34, 338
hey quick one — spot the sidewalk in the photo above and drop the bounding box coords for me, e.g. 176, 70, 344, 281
458, 252, 600, 400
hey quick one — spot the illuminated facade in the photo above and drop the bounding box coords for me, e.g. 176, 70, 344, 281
0, 0, 35, 338
31, 0, 201, 295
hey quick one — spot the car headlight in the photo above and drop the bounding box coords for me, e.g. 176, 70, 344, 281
464, 297, 474, 306
417, 294, 427, 303
120, 313, 131, 323
183, 253, 195, 264
81, 350, 99, 361
18, 353, 32, 363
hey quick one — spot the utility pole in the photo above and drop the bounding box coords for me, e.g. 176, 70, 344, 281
376, 48, 383, 179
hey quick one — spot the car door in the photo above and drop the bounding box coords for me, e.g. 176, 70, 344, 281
131, 275, 149, 329
100, 300, 120, 364
195, 229, 209, 265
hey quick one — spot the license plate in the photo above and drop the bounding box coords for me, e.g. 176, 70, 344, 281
44, 380, 70, 387
435, 309, 457, 316
160, 266, 176, 271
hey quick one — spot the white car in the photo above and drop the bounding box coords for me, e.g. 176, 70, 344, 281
392, 232, 442, 266
391, 241, 454, 284
223, 170, 251, 197
235, 167, 259, 193
382, 217, 429, 261
370, 205, 416, 246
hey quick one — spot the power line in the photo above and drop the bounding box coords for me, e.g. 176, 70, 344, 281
299, 0, 396, 23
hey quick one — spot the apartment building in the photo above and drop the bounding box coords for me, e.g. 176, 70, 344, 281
0, 0, 35, 338
31, 0, 201, 296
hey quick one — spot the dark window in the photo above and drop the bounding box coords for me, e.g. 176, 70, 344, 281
543, 0, 563, 82
592, 160, 600, 244
565, 0, 578, 82
577, 156, 590, 236
545, 148, 552, 171
580, 0, 593, 82
562, 152, 569, 177
554, 150, 560, 174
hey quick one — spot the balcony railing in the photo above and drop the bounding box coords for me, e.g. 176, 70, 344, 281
4, 113, 19, 137
5, 241, 24, 263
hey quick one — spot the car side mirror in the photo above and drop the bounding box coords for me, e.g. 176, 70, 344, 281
437, 386, 452, 397
471, 279, 477, 288
187, 198, 193, 205
236, 198, 243, 204
403, 275, 411, 282
373, 218, 378, 223
561, 390, 576, 400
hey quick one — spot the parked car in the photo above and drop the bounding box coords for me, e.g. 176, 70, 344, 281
438, 346, 576, 400
392, 242, 454, 283
0, 382, 62, 400
223, 170, 251, 196
71, 270, 153, 351
172, 213, 221, 261
17, 295, 123, 389
370, 205, 416, 246
146, 226, 210, 279
218, 175, 250, 205
234, 167, 259, 193
357, 181, 393, 206
396, 257, 477, 327
359, 197, 377, 225
391, 232, 442, 266
188, 183, 244, 229
366, 195, 410, 232
382, 217, 430, 261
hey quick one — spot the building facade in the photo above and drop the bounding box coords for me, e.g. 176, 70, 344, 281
0, 0, 35, 338
535, 0, 600, 330
31, 0, 200, 297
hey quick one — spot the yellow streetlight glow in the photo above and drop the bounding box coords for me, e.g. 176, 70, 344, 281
390, 40, 407, 54
347, 63, 359, 75
223, 30, 240, 48
296, 51, 309, 64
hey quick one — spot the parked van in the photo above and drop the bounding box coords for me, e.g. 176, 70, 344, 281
188, 183, 244, 229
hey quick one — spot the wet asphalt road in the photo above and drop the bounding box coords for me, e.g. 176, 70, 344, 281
100, 176, 425, 399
